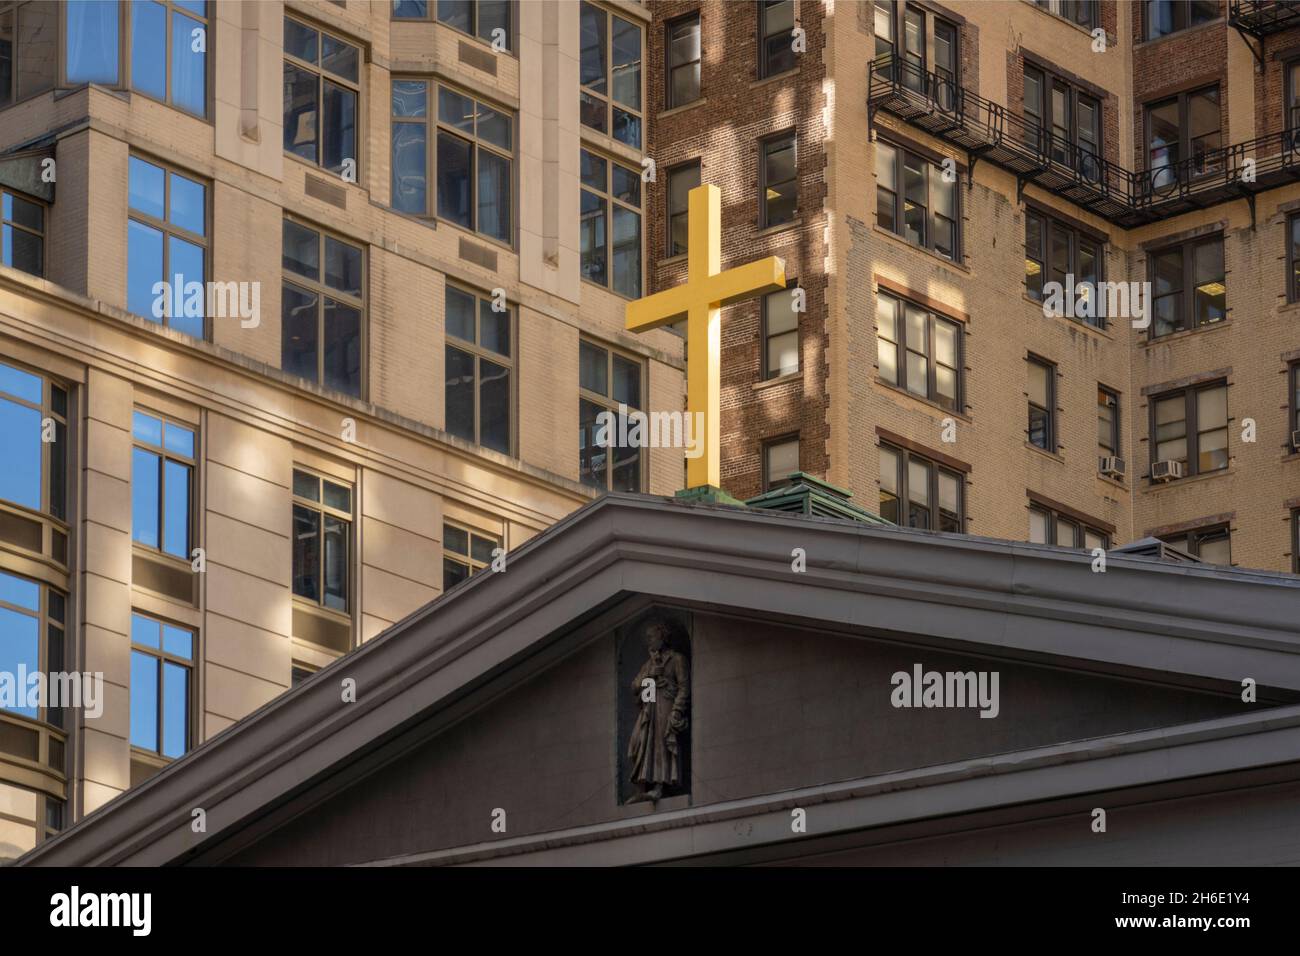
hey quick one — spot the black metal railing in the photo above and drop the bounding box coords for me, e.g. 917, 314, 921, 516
1229, 0, 1300, 36
867, 54, 1300, 228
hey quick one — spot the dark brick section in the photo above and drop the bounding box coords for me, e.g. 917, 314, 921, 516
1131, 0, 1228, 171
1254, 26, 1300, 139
646, 0, 830, 499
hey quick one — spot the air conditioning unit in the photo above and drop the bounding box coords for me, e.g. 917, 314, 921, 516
1150, 459, 1184, 482
1292, 429, 1300, 452
1098, 456, 1125, 479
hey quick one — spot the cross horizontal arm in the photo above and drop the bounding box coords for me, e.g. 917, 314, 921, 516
626, 256, 787, 333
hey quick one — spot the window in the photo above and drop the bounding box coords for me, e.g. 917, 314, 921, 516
0, 360, 67, 531
1146, 0, 1217, 39
875, 141, 958, 260
1146, 86, 1221, 190
127, 156, 208, 339
1149, 234, 1225, 337
131, 410, 194, 560
291, 664, 316, 687
1098, 386, 1120, 463
872, 1, 894, 63
758, 0, 794, 79
0, 781, 64, 862
901, 5, 924, 91
1152, 382, 1228, 477
1028, 505, 1109, 550
393, 1, 512, 52
1158, 526, 1231, 565
392, 80, 514, 241
129, 612, 192, 759
1289, 362, 1300, 451
578, 339, 643, 492
1293, 510, 1300, 574
878, 443, 963, 531
65, 0, 119, 85
763, 285, 800, 379
579, 1, 642, 148
666, 161, 700, 257
1288, 214, 1300, 303
1023, 65, 1101, 178
665, 13, 700, 109
764, 437, 800, 490
1035, 0, 1099, 28
0, 1, 56, 107
1287, 60, 1300, 136
1028, 356, 1056, 452
1025, 210, 1105, 327
442, 523, 499, 590
445, 285, 513, 454
130, 0, 207, 116
760, 132, 797, 228
281, 218, 364, 397
1, 188, 43, 276
580, 149, 641, 297
875, 291, 961, 410
292, 469, 351, 613
0, 570, 65, 722
283, 16, 359, 173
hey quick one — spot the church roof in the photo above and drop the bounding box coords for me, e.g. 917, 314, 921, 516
20, 492, 1300, 866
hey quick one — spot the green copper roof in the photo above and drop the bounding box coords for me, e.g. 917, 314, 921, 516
743, 472, 894, 525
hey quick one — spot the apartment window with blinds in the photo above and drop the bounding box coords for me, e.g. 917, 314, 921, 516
760, 132, 797, 229
1149, 234, 1225, 337
1, 188, 44, 277
764, 436, 800, 490
875, 291, 961, 411
392, 1, 512, 52
580, 149, 642, 297
666, 161, 700, 257
878, 443, 962, 532
763, 285, 800, 380
291, 469, 351, 614
283, 16, 360, 173
129, 612, 193, 759
665, 12, 700, 108
1024, 65, 1101, 179
1028, 356, 1056, 452
443, 523, 500, 590
579, 339, 644, 492
445, 284, 512, 455
758, 0, 795, 78
1152, 382, 1228, 478
1028, 504, 1109, 550
282, 219, 364, 397
1159, 526, 1231, 565
579, 1, 642, 148
1025, 210, 1105, 328
876, 141, 958, 260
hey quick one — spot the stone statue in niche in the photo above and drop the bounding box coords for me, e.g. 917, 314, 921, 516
624, 614, 690, 804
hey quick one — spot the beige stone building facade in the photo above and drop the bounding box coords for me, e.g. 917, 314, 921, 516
0, 0, 687, 857
647, 0, 1299, 567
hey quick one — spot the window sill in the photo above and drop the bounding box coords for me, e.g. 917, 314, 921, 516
1024, 441, 1065, 463
1143, 466, 1233, 491
580, 130, 644, 168
754, 370, 802, 391
580, 276, 639, 302
1143, 318, 1231, 347
284, 150, 367, 196
755, 217, 804, 239
750, 67, 800, 90
657, 252, 688, 269
874, 377, 969, 422
871, 224, 969, 272
439, 215, 517, 255
658, 97, 707, 119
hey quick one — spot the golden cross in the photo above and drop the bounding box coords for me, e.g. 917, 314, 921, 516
625, 183, 786, 490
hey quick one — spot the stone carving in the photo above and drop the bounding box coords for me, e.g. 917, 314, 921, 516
624, 615, 690, 803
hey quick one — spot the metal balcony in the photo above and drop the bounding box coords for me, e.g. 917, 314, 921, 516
1229, 1, 1300, 37
867, 54, 1300, 228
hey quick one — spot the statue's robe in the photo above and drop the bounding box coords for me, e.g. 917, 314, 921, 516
627, 649, 690, 788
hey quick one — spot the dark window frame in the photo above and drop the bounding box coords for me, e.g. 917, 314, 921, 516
1158, 524, 1232, 564
1027, 354, 1057, 453
130, 408, 196, 563
877, 441, 965, 532
763, 434, 801, 491
578, 337, 646, 493
1144, 0, 1219, 40
1288, 213, 1300, 304
1149, 380, 1229, 479
1028, 503, 1110, 550
1147, 233, 1226, 338
762, 281, 800, 381
1288, 360, 1300, 450
1033, 0, 1099, 29
580, 148, 642, 298
290, 467, 353, 615
875, 139, 961, 261
1024, 209, 1106, 328
579, 1, 643, 148
442, 521, 501, 590
282, 15, 362, 174
444, 283, 516, 455
1292, 509, 1300, 574
1144, 84, 1222, 183
664, 11, 701, 109
1098, 384, 1121, 462
759, 130, 798, 229
665, 159, 700, 258
757, 0, 796, 80
1023, 63, 1102, 176
128, 610, 194, 760
1, 187, 45, 276
875, 289, 963, 411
